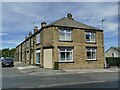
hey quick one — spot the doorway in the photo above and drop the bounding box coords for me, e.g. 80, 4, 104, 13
43, 49, 52, 68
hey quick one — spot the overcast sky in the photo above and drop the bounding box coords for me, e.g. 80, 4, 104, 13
1, 2, 119, 51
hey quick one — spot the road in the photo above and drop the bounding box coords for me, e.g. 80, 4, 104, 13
2, 66, 119, 89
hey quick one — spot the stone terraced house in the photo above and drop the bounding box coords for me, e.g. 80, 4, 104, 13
16, 13, 105, 69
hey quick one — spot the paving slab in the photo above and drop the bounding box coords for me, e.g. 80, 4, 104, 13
14, 62, 119, 75
63, 68, 119, 74
17, 66, 39, 70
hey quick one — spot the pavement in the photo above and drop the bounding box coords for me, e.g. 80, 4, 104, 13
14, 62, 65, 75
14, 62, 119, 75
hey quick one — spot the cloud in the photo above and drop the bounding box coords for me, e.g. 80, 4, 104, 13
0, 2, 2, 34
1, 39, 22, 45
1, 2, 118, 50
104, 40, 118, 51
0, 33, 8, 36
0, 39, 23, 49
2, 0, 120, 2
104, 22, 118, 32
69, 3, 118, 37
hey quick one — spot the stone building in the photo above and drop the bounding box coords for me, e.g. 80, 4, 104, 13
16, 13, 105, 69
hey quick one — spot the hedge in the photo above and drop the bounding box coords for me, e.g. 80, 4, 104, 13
106, 57, 120, 67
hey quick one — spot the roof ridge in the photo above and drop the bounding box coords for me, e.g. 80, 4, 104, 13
47, 17, 102, 30
47, 17, 66, 26
113, 47, 120, 52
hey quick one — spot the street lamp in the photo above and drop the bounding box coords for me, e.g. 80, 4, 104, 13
102, 19, 106, 29
102, 19, 107, 68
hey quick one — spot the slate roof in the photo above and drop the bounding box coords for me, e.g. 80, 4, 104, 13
47, 17, 102, 30
16, 14, 103, 47
105, 47, 120, 53
112, 47, 120, 52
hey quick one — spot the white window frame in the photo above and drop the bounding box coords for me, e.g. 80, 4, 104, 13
59, 48, 73, 62
36, 33, 40, 44
36, 50, 40, 64
86, 48, 96, 60
86, 32, 95, 43
59, 29, 71, 41
26, 41, 29, 49
31, 38, 33, 46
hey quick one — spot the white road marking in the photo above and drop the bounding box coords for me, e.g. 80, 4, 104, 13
17, 66, 39, 70
38, 80, 106, 88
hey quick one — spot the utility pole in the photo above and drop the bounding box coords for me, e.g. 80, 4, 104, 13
102, 19, 107, 68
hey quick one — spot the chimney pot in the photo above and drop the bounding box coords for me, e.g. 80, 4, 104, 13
67, 13, 73, 20
25, 35, 28, 40
29, 31, 32, 36
34, 26, 38, 33
41, 22, 47, 28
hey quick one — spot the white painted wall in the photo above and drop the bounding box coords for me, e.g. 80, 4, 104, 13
105, 48, 120, 57
36, 50, 40, 64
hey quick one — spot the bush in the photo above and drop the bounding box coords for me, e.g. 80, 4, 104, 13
106, 57, 120, 67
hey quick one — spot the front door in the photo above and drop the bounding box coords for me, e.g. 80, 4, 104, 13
36, 50, 40, 64
43, 49, 52, 68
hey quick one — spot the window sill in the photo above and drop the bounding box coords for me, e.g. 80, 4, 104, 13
86, 59, 97, 61
36, 42, 41, 45
59, 61, 74, 63
59, 40, 73, 42
36, 63, 40, 65
86, 41, 96, 44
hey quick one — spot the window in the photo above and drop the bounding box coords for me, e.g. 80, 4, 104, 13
31, 38, 33, 46
86, 32, 95, 42
59, 48, 73, 62
86, 48, 96, 60
36, 50, 40, 64
26, 41, 29, 49
59, 29, 71, 41
112, 52, 115, 57
36, 34, 40, 44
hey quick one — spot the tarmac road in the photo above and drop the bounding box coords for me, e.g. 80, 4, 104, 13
2, 66, 119, 88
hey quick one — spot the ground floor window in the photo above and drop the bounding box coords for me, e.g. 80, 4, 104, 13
36, 50, 40, 64
86, 48, 96, 60
59, 48, 73, 62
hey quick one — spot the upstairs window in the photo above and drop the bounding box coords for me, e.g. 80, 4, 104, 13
59, 29, 71, 41
26, 41, 29, 49
86, 48, 96, 60
86, 32, 95, 43
36, 34, 40, 44
31, 38, 33, 46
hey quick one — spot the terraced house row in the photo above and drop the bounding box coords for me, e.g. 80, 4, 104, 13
16, 13, 105, 69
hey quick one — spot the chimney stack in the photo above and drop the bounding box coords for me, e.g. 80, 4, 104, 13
41, 22, 47, 28
34, 26, 38, 33
25, 35, 28, 40
67, 13, 73, 20
28, 31, 32, 36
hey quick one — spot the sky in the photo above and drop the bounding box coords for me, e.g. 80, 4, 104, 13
1, 1, 119, 51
